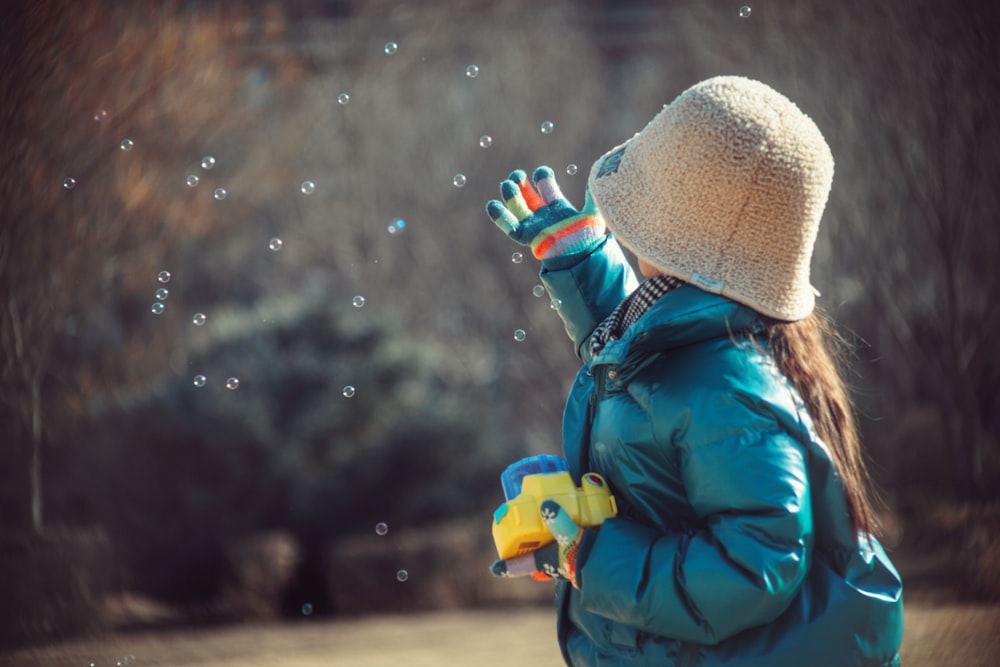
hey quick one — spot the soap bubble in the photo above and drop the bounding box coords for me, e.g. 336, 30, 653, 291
186, 174, 200, 187
550, 298, 563, 311
352, 295, 365, 308
225, 377, 240, 390
201, 155, 216, 170
511, 251, 523, 264
63, 177, 76, 190
301, 603, 313, 616
479, 135, 493, 149
151, 302, 165, 315
158, 270, 171, 283
268, 238, 283, 251
513, 329, 526, 342
300, 180, 315, 195
532, 285, 546, 298
540, 120, 555, 134
192, 312, 207, 326
119, 138, 134, 151
396, 569, 409, 582
193, 375, 207, 387
453, 173, 467, 187
213, 188, 227, 200
338, 93, 350, 105
387, 219, 406, 235
466, 64, 479, 78
94, 109, 108, 122
342, 385, 356, 398
739, 5, 751, 17
384, 41, 398, 55
375, 522, 389, 536
566, 163, 578, 175
155, 288, 169, 301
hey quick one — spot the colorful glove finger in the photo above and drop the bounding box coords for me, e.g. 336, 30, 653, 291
540, 499, 584, 589
485, 166, 607, 260
490, 542, 563, 582
489, 499, 585, 588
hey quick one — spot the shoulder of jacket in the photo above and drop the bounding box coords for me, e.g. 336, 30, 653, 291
627, 287, 763, 354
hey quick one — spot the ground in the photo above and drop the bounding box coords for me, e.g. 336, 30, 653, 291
4, 602, 999, 667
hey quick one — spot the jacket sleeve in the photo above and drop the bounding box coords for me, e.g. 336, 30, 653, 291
539, 235, 639, 360
575, 393, 813, 645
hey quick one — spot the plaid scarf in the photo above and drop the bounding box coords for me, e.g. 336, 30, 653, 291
589, 274, 684, 357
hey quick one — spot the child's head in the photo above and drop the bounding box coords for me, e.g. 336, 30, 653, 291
588, 76, 834, 321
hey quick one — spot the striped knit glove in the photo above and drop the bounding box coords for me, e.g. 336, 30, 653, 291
489, 500, 585, 589
486, 166, 607, 260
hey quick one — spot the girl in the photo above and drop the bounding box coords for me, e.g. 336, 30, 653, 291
486, 76, 904, 666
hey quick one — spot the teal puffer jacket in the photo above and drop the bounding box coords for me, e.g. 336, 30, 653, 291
539, 237, 904, 667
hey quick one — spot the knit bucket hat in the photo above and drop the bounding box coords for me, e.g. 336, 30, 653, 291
588, 75, 834, 321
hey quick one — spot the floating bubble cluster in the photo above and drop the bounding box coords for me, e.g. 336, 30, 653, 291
513, 329, 526, 342
453, 173, 467, 187
540, 120, 555, 134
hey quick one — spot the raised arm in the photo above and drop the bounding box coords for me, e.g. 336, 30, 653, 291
486, 166, 638, 360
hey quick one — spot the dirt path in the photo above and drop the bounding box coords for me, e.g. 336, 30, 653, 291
5, 603, 999, 667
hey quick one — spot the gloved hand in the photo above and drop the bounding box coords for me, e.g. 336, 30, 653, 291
490, 499, 585, 589
486, 166, 606, 261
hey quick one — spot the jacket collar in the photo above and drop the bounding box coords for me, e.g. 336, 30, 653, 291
589, 285, 765, 378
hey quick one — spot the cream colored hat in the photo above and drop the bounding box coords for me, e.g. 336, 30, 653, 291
588, 75, 834, 321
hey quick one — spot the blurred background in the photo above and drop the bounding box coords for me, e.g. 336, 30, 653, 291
1, 0, 998, 653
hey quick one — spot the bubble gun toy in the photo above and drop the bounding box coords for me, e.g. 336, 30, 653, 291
492, 455, 618, 560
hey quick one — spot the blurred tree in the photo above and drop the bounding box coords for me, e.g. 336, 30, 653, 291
810, 0, 1000, 501
0, 0, 312, 536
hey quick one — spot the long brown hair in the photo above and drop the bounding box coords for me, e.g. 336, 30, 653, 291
762, 311, 880, 538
